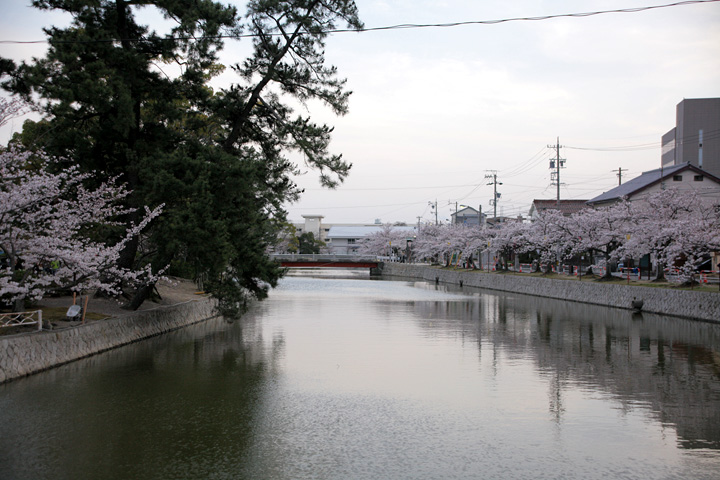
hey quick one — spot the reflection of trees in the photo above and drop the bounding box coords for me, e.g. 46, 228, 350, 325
403, 282, 720, 450
1, 311, 285, 479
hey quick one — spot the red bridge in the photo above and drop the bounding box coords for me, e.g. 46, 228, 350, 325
270, 254, 384, 274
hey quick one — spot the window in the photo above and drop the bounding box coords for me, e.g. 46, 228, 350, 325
694, 175, 704, 182
347, 238, 356, 244
673, 175, 682, 181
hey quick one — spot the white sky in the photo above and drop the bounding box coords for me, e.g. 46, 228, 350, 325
2, 1, 719, 225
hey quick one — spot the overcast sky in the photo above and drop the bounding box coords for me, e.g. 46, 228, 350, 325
2, 0, 719, 225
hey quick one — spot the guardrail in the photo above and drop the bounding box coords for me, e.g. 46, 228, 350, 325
665, 269, 720, 285
1, 310, 43, 332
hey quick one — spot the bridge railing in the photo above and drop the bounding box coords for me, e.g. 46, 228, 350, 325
270, 254, 382, 263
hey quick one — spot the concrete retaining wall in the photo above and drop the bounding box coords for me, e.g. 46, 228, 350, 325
382, 263, 720, 322
0, 299, 218, 384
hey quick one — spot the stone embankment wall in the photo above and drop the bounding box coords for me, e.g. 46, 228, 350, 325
0, 299, 218, 384
382, 263, 720, 322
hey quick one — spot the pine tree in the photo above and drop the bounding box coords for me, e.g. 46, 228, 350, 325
2, 0, 362, 314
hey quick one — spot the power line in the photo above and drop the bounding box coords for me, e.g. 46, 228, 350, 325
341, 0, 720, 32
502, 148, 551, 178
302, 183, 479, 192
565, 142, 661, 152
565, 128, 720, 152
1, 0, 717, 45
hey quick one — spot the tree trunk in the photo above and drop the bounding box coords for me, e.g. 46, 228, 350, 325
602, 251, 613, 280
655, 260, 666, 281
123, 281, 155, 311
12, 298, 24, 313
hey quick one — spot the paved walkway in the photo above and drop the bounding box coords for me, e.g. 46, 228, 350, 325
35, 277, 204, 328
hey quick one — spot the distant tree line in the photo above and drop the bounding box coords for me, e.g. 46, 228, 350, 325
360, 189, 720, 283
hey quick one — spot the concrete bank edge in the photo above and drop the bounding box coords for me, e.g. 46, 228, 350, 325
0, 298, 219, 384
381, 263, 720, 323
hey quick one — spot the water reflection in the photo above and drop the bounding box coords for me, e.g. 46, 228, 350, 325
0, 274, 718, 479
410, 280, 720, 450
0, 315, 287, 480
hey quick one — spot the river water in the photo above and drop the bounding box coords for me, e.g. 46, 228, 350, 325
1, 271, 720, 479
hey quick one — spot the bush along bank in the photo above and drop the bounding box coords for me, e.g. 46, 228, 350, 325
381, 263, 720, 323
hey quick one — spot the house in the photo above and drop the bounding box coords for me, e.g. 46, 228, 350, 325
587, 162, 720, 207
450, 206, 486, 226
587, 163, 720, 274
529, 199, 588, 220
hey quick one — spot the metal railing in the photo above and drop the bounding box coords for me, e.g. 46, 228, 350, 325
1, 310, 43, 332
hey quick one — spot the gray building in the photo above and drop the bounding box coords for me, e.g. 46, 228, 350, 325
662, 98, 720, 177
450, 206, 485, 226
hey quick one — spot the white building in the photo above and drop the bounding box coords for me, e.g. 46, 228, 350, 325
292, 216, 416, 254
325, 225, 416, 254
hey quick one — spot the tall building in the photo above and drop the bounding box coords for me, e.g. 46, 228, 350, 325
661, 98, 720, 177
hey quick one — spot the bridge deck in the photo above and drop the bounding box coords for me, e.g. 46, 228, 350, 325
278, 261, 378, 268
270, 254, 383, 270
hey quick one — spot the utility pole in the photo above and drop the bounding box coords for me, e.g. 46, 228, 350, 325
612, 167, 627, 185
428, 200, 438, 225
548, 137, 565, 206
485, 171, 502, 221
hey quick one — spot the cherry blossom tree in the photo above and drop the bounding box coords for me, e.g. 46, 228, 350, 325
411, 223, 446, 264
562, 202, 632, 278
359, 224, 415, 258
523, 209, 567, 272
622, 188, 720, 283
359, 191, 716, 283
1, 100, 163, 311
488, 220, 532, 271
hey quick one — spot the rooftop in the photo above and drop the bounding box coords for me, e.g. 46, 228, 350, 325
327, 225, 416, 239
530, 199, 589, 216
586, 163, 714, 205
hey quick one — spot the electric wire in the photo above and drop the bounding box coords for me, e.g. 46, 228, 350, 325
566, 128, 720, 151
502, 148, 551, 178
1, 0, 717, 45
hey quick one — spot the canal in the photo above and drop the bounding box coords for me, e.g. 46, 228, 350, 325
1, 272, 720, 479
